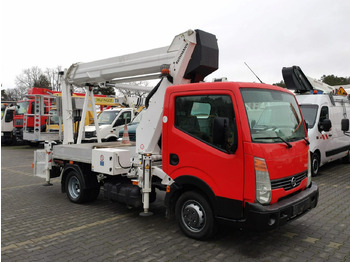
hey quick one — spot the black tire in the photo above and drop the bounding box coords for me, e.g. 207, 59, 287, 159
342, 151, 350, 164
311, 152, 320, 176
87, 187, 100, 202
106, 137, 117, 142
65, 170, 89, 203
175, 191, 216, 240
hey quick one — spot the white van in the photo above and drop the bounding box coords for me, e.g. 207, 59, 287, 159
297, 94, 350, 175
83, 107, 134, 142
1, 104, 16, 144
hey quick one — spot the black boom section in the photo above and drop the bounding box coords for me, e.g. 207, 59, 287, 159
282, 65, 313, 93
184, 29, 219, 83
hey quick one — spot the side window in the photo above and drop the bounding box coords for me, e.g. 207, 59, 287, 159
114, 111, 131, 126
175, 95, 237, 153
319, 106, 329, 122
123, 111, 132, 124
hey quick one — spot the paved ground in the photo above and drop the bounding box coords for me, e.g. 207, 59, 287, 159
1, 145, 350, 261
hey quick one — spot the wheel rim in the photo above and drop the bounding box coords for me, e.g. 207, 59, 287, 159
68, 176, 81, 199
181, 200, 206, 233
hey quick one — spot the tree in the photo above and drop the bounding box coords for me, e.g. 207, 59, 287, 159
321, 75, 350, 86
117, 81, 150, 99
44, 66, 62, 91
33, 74, 51, 88
93, 86, 115, 96
3, 87, 25, 101
15, 66, 43, 90
5, 66, 62, 101
273, 80, 286, 88
1, 89, 10, 101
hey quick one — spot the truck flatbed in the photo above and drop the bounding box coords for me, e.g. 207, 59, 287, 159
52, 141, 136, 163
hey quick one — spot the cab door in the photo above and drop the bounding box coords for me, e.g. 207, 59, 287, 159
163, 90, 245, 218
318, 105, 334, 162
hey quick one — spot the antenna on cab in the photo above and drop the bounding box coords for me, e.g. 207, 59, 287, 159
244, 62, 264, 84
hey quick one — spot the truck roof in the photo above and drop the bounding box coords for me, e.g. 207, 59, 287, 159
296, 93, 350, 105
166, 81, 291, 93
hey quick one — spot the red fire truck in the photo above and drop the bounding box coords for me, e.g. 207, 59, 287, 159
12, 88, 60, 143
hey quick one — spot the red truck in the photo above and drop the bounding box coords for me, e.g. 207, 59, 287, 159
13, 88, 60, 143
34, 29, 319, 240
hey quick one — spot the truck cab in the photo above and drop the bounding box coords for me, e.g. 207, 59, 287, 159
297, 94, 350, 175
1, 104, 16, 144
163, 82, 317, 237
83, 107, 134, 142
282, 65, 350, 176
13, 100, 42, 142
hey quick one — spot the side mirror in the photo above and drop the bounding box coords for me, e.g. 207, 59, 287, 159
318, 118, 332, 132
341, 118, 349, 132
213, 117, 229, 148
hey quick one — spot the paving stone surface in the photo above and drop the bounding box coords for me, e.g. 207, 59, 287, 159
1, 145, 350, 261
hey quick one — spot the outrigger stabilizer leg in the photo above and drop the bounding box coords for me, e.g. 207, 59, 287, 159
43, 141, 54, 186
139, 153, 153, 217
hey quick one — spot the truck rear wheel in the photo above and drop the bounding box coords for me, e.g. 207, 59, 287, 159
175, 191, 216, 240
65, 171, 89, 203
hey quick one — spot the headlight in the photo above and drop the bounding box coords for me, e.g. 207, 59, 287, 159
254, 157, 271, 204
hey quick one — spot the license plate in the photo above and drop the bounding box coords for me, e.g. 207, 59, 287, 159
293, 199, 310, 216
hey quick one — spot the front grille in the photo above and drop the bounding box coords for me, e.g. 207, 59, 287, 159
14, 119, 23, 126
271, 171, 307, 191
84, 131, 95, 138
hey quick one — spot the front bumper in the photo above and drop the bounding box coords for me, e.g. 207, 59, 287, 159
1, 132, 14, 143
244, 182, 319, 231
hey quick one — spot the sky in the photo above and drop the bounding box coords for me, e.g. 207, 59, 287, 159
0, 0, 349, 90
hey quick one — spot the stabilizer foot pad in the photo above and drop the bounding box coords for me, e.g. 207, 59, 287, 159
139, 211, 153, 217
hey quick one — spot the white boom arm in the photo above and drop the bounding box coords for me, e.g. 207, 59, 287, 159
58, 29, 218, 216
283, 66, 338, 94
60, 30, 218, 150
306, 76, 336, 93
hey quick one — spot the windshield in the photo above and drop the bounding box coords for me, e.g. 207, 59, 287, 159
15, 101, 29, 115
97, 110, 120, 125
241, 88, 306, 143
299, 104, 318, 128
49, 109, 60, 125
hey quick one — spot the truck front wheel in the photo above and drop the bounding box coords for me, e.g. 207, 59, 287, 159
311, 152, 320, 176
342, 151, 350, 163
175, 191, 216, 240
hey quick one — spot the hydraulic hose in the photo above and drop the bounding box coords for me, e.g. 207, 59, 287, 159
145, 78, 163, 109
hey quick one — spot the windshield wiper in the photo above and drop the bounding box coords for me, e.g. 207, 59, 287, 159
290, 137, 310, 145
254, 136, 292, 148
